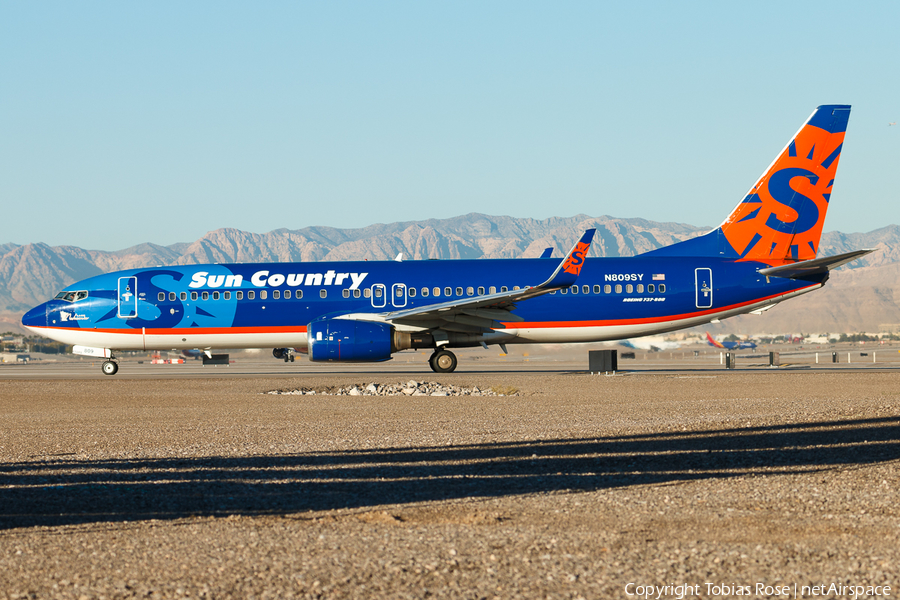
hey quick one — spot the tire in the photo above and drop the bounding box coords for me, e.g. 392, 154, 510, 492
430, 349, 457, 373
101, 361, 118, 376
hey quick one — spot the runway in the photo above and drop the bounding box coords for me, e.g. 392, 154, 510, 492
3, 343, 900, 379
1, 355, 898, 598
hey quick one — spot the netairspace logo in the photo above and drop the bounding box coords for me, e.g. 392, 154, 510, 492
624, 582, 891, 599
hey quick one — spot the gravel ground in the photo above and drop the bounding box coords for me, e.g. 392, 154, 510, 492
0, 372, 898, 599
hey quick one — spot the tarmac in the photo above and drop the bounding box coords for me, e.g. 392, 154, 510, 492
0, 346, 898, 598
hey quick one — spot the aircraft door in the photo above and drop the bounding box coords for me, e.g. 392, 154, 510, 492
391, 283, 407, 308
371, 284, 386, 308
695, 268, 713, 309
118, 276, 138, 318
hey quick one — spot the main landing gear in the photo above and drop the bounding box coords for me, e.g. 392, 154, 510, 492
101, 360, 119, 376
273, 348, 295, 363
429, 349, 457, 373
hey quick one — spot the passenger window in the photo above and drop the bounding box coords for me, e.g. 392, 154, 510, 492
421, 287, 429, 297
636, 284, 644, 293
615, 284, 622, 293
202, 291, 209, 301
444, 287, 452, 297
409, 288, 416, 298
180, 292, 187, 301
626, 284, 633, 293
352, 289, 360, 299
167, 292, 175, 301
272, 290, 280, 299
433, 287, 441, 297
248, 291, 255, 300
236, 291, 243, 300
395, 287, 403, 297
571, 286, 578, 295
213, 291, 220, 300
477, 286, 484, 295
283, 290, 290, 299
501, 286, 508, 293
489, 286, 496, 294
191, 291, 198, 301
604, 285, 611, 294
158, 292, 165, 301
224, 291, 231, 300
560, 288, 567, 294
513, 286, 520, 290
343, 289, 350, 298
466, 287, 474, 296
320, 289, 327, 298
593, 285, 601, 294
648, 284, 655, 293
455, 287, 463, 296
296, 290, 303, 299
260, 290, 267, 300
364, 289, 371, 298
659, 284, 666, 293
374, 287, 382, 298
583, 285, 589, 294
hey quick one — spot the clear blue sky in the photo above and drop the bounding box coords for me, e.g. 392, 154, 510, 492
2, 1, 898, 251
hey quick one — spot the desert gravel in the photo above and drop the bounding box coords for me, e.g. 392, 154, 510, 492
0, 371, 898, 599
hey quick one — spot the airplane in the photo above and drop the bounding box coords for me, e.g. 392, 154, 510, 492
620, 336, 681, 352
22, 105, 873, 376
705, 332, 757, 350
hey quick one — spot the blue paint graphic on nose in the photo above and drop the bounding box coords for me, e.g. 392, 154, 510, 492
21, 303, 47, 328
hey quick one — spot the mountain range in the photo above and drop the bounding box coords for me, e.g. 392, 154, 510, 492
3, 213, 899, 335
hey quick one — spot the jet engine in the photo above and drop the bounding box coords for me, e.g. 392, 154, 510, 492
307, 318, 433, 362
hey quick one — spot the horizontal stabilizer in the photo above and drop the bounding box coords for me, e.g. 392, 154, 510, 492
757, 249, 875, 280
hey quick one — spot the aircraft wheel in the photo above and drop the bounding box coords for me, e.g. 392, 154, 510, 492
101, 361, 119, 376
430, 349, 457, 373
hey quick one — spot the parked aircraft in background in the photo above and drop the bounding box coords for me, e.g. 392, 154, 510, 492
22, 105, 871, 375
621, 336, 681, 352
706, 332, 758, 350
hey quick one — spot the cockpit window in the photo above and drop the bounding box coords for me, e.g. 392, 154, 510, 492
54, 290, 88, 302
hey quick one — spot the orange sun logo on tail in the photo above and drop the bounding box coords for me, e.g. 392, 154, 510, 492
561, 242, 589, 276
721, 106, 848, 266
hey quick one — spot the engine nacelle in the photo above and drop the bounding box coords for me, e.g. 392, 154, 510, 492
272, 348, 286, 359
307, 319, 434, 362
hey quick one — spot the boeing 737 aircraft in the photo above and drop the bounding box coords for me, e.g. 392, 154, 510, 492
22, 105, 872, 375
706, 332, 758, 350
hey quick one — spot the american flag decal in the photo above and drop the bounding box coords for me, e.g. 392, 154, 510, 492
652, 274, 665, 281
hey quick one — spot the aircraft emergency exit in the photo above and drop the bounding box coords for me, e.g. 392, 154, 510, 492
22, 105, 872, 375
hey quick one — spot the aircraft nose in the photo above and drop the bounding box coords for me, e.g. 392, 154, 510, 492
21, 303, 47, 329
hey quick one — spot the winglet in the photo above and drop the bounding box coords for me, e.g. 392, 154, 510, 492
538, 229, 596, 288
539, 247, 553, 258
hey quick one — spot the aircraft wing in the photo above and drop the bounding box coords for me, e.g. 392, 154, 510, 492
757, 249, 875, 281
378, 229, 595, 333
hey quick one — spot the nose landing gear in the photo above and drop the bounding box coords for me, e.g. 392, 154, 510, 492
429, 349, 457, 373
101, 360, 119, 376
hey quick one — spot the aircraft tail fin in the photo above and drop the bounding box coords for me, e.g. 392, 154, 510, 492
706, 332, 725, 348
719, 105, 850, 265
645, 105, 850, 266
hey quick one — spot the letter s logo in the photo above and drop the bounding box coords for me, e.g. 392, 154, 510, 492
561, 243, 588, 275
764, 167, 820, 235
